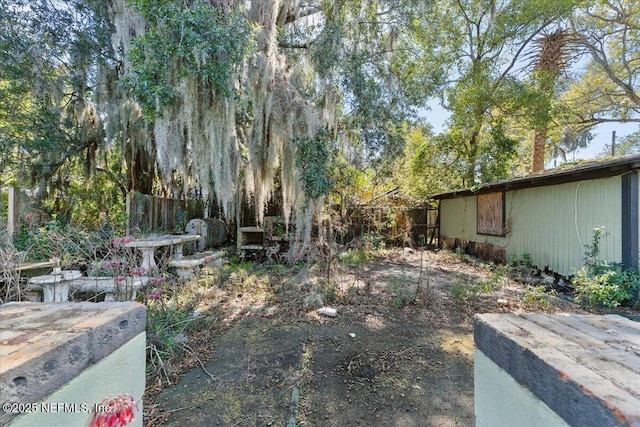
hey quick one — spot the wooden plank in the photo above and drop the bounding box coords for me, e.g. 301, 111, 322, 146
7, 261, 56, 273
430, 209, 439, 246
477, 192, 504, 236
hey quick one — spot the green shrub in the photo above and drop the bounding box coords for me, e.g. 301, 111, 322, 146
455, 246, 470, 263
509, 252, 533, 270
450, 267, 507, 303
573, 261, 639, 308
450, 282, 470, 303
318, 280, 339, 305
485, 263, 510, 290
572, 227, 640, 308
450, 279, 484, 302
391, 281, 417, 308
13, 218, 101, 264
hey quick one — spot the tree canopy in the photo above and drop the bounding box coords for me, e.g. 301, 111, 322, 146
1, 0, 638, 235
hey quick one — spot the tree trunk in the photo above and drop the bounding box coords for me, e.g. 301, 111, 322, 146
532, 128, 547, 172
126, 144, 155, 195
464, 119, 483, 186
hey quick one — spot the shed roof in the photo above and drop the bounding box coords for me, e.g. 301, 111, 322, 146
430, 154, 640, 200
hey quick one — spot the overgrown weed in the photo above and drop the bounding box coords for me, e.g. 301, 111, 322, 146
391, 281, 418, 308
521, 285, 556, 308
450, 263, 509, 303
313, 278, 358, 306
455, 246, 471, 263
338, 248, 373, 267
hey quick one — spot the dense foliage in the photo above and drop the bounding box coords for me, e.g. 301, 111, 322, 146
0, 1, 113, 195
124, 0, 253, 114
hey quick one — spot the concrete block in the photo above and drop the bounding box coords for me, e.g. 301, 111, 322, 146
475, 349, 569, 427
0, 302, 146, 424
70, 276, 149, 301
474, 313, 640, 427
7, 333, 146, 427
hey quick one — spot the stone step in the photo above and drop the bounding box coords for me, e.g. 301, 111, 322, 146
475, 313, 640, 426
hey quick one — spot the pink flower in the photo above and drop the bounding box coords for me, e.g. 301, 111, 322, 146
131, 268, 146, 277
112, 238, 123, 246
115, 276, 126, 283
149, 289, 162, 300
293, 253, 302, 261
150, 277, 165, 285
123, 237, 134, 244
90, 394, 138, 427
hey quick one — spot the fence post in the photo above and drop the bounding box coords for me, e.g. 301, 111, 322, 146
126, 192, 132, 236
7, 186, 20, 238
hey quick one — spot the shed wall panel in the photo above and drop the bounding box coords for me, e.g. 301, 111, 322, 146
440, 197, 475, 241
508, 177, 622, 275
440, 176, 623, 277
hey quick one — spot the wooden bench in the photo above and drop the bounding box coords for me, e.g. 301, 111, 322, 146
168, 250, 226, 279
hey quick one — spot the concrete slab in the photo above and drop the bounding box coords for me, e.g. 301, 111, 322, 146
71, 277, 149, 301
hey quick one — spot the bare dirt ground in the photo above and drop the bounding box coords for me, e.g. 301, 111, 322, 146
143, 249, 593, 427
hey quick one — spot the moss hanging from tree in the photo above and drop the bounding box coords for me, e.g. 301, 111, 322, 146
110, 0, 335, 253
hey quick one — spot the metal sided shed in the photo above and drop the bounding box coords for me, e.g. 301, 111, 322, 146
430, 154, 640, 277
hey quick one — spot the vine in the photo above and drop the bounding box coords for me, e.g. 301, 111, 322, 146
294, 128, 334, 201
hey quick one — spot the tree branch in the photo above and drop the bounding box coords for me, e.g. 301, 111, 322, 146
278, 41, 311, 49
570, 117, 640, 134
582, 42, 640, 106
96, 167, 127, 199
569, 15, 640, 107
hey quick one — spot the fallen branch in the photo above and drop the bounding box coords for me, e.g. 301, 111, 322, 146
182, 343, 216, 381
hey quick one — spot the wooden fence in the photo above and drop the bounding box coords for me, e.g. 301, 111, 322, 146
5, 186, 439, 246
339, 203, 439, 247
126, 191, 207, 235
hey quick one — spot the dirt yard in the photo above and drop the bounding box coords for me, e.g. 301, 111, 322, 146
143, 249, 592, 426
